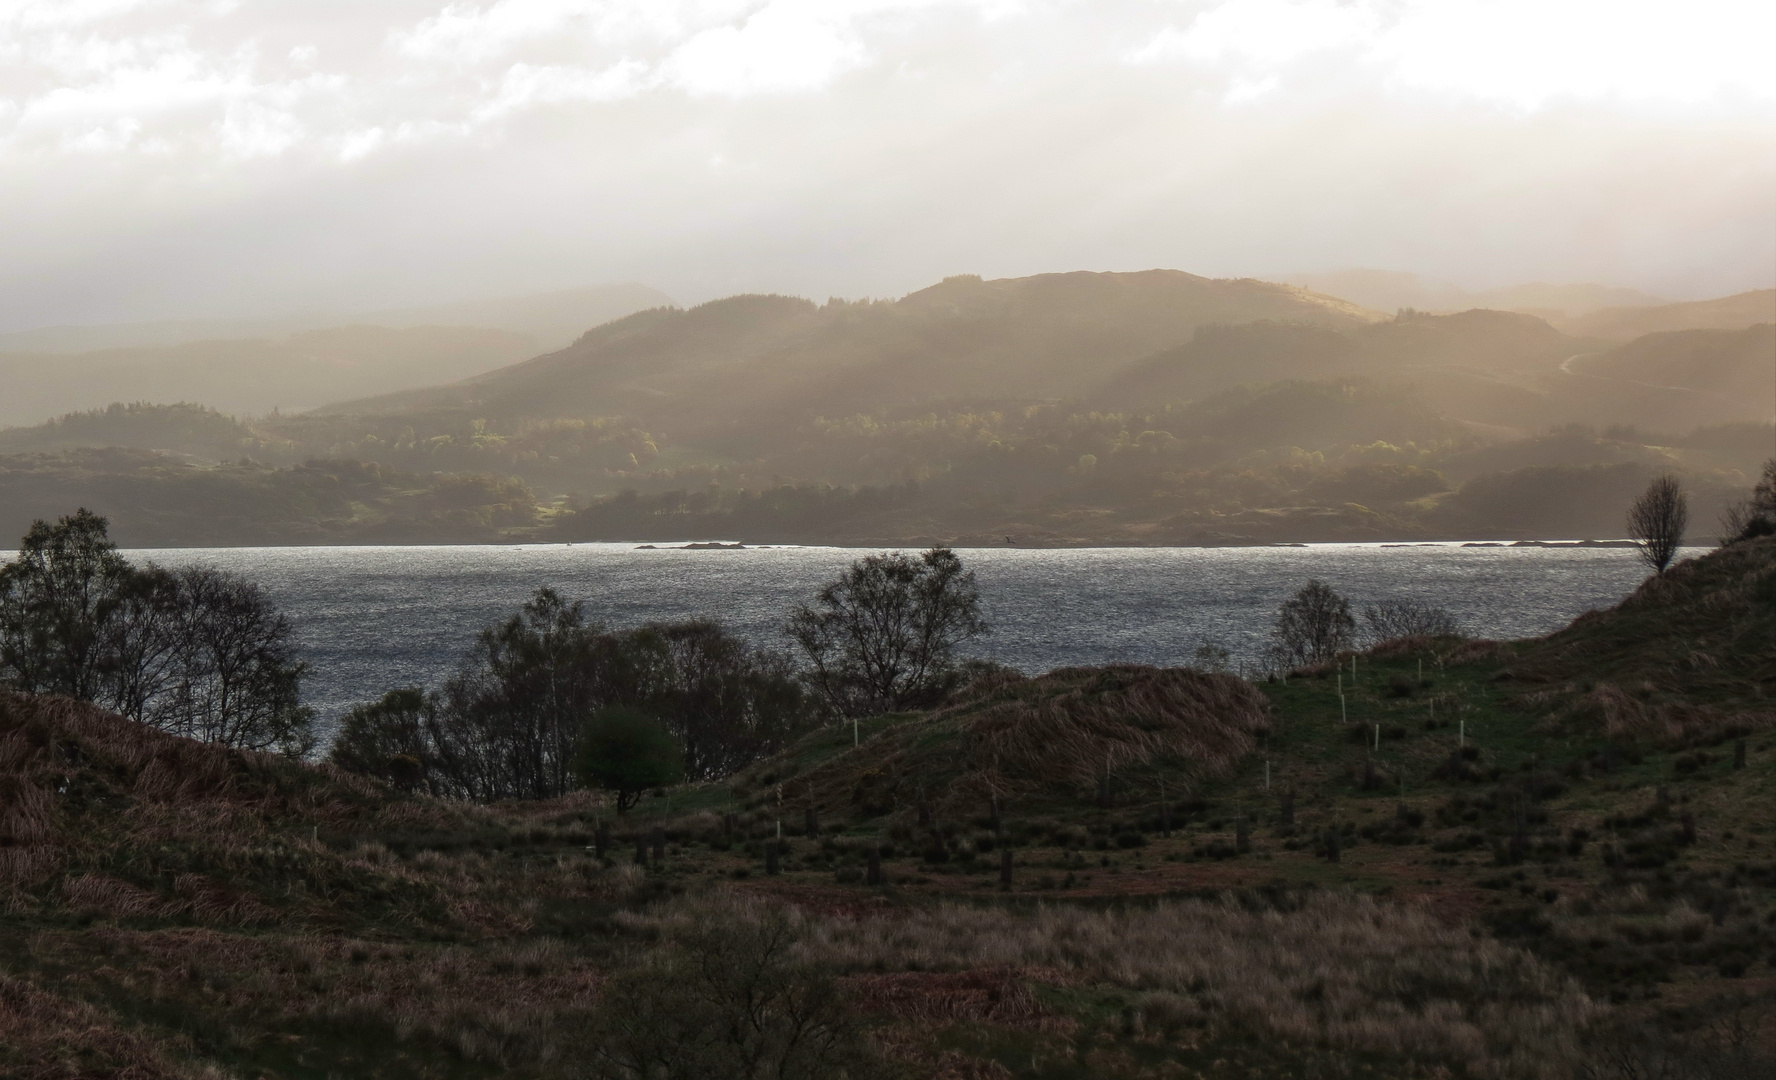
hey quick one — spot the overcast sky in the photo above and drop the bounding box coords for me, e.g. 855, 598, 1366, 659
2, 0, 1772, 330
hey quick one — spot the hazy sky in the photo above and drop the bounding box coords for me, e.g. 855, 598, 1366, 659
3, 0, 1772, 330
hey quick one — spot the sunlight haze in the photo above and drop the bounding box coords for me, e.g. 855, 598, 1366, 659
2, 0, 1772, 330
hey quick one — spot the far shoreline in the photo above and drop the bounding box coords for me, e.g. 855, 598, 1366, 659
90, 536, 1678, 553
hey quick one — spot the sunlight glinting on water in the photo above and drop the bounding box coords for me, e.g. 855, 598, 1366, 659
119, 542, 1670, 734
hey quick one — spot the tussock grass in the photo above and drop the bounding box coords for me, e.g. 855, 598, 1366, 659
1503, 536, 1776, 745
0, 972, 218, 1080
808, 893, 1597, 1079
0, 690, 647, 930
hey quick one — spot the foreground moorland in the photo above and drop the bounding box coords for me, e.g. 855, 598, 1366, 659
2, 538, 1774, 1079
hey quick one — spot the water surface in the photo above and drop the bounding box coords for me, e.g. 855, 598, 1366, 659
123, 542, 1663, 735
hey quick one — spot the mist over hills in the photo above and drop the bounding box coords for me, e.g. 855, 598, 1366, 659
1279, 269, 1668, 318
329, 271, 1382, 437
1557, 289, 1776, 341
0, 268, 1769, 547
0, 282, 673, 355
0, 325, 538, 426
1281, 270, 1776, 344
0, 283, 674, 425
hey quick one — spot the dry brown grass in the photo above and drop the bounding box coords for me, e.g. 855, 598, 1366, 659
0, 972, 219, 1080
1499, 537, 1776, 745
806, 893, 1598, 1079
778, 665, 1271, 816
0, 689, 647, 930
842, 968, 1076, 1034
29, 926, 604, 1072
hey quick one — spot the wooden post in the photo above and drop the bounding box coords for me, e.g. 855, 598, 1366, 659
853, 715, 859, 747
1373, 723, 1380, 752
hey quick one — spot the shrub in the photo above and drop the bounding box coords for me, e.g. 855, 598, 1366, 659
573, 707, 684, 814
586, 899, 897, 1080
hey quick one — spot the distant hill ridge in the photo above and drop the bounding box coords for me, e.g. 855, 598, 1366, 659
1558, 290, 1776, 341
329, 270, 1386, 437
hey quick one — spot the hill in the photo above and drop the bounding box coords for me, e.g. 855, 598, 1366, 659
1281, 269, 1667, 318
327, 271, 1384, 438
0, 449, 539, 546
1558, 289, 1776, 341
1572, 324, 1776, 401
1546, 325, 1776, 432
1506, 533, 1776, 744
1096, 308, 1578, 412
5, 270, 1768, 547
0, 403, 282, 461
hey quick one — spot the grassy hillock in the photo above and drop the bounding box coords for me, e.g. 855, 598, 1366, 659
4, 544, 1774, 1079
1505, 534, 1776, 744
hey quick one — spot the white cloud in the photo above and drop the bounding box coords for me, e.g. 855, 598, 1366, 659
1126, 0, 1375, 69
0, 0, 1770, 330
1129, 0, 1776, 108
663, 7, 869, 96
218, 100, 304, 158
474, 59, 652, 120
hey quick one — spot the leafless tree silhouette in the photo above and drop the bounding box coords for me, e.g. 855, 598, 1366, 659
1627, 474, 1688, 575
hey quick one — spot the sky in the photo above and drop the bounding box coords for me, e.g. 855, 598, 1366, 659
2, 0, 1773, 331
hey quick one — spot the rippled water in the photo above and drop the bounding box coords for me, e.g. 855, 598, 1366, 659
118, 541, 1667, 735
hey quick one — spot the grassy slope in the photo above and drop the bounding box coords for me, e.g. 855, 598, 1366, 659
3, 540, 1773, 1078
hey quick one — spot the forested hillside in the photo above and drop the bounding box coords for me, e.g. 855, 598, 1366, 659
1, 271, 1769, 546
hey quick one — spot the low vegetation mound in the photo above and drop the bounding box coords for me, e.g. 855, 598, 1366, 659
760, 665, 1270, 817
0, 691, 608, 931
1504, 535, 1776, 745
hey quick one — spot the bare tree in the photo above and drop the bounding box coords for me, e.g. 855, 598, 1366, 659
1361, 599, 1462, 644
1270, 580, 1354, 669
153, 566, 312, 755
1627, 474, 1689, 574
0, 512, 312, 756
786, 547, 987, 717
